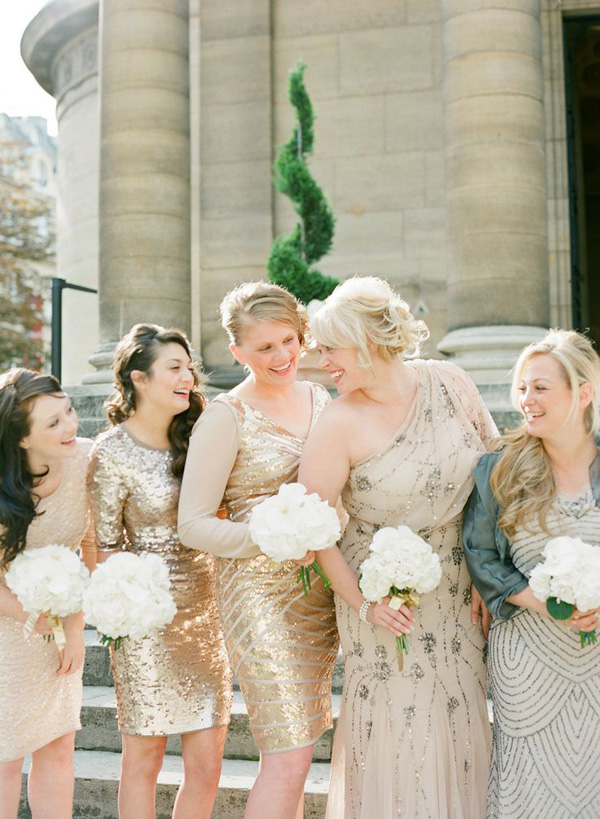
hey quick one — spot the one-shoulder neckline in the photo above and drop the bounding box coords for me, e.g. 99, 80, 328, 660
350, 362, 421, 471
218, 382, 319, 442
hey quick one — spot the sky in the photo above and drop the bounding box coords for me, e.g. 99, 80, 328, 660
0, 2, 58, 135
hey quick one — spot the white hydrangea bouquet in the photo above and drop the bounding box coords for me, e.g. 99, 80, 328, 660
83, 552, 177, 649
248, 482, 341, 595
5, 543, 90, 651
359, 525, 442, 668
529, 536, 600, 648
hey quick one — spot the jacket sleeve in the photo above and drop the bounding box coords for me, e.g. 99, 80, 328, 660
462, 454, 529, 621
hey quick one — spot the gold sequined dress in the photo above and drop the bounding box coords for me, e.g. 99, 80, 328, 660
326, 361, 496, 819
178, 382, 339, 753
0, 439, 92, 762
88, 425, 231, 736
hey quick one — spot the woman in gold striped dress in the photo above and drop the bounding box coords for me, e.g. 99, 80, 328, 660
178, 282, 339, 819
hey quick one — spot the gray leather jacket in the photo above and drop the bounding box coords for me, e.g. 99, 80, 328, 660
462, 445, 600, 620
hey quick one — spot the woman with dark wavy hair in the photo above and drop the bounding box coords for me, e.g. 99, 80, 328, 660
0, 368, 94, 819
88, 324, 231, 819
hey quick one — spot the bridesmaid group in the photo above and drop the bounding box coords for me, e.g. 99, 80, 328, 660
1, 276, 599, 819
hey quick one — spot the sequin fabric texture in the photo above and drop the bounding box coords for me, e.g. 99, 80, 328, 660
0, 439, 92, 762
487, 490, 600, 818
325, 360, 495, 819
214, 384, 339, 753
88, 425, 231, 736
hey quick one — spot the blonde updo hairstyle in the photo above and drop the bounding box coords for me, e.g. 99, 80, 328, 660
310, 276, 429, 370
220, 281, 308, 348
491, 329, 600, 537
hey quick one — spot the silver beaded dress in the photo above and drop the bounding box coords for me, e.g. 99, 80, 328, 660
88, 425, 232, 736
486, 491, 600, 819
325, 360, 496, 819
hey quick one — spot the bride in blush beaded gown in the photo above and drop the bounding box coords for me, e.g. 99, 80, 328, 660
299, 277, 496, 819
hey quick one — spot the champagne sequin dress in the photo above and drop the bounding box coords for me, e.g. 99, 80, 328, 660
179, 382, 339, 753
0, 439, 92, 762
88, 425, 231, 736
485, 493, 600, 819
326, 360, 496, 819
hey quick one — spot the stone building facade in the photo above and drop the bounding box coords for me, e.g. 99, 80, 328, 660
20, 1, 600, 410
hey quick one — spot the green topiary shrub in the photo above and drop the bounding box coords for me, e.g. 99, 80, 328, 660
267, 62, 338, 304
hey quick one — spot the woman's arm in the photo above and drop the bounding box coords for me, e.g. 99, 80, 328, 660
299, 406, 413, 637
462, 475, 529, 620
178, 402, 260, 559
88, 438, 128, 564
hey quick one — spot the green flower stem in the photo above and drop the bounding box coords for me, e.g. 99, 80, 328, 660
296, 561, 332, 596
580, 630, 597, 648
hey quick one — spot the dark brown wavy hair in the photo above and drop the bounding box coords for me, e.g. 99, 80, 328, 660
105, 324, 205, 477
0, 369, 65, 567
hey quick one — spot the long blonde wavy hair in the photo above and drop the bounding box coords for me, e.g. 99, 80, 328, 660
491, 329, 600, 537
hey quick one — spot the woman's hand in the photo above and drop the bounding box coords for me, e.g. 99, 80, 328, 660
32, 613, 53, 636
566, 607, 600, 634
292, 550, 316, 568
366, 597, 415, 637
57, 613, 86, 676
470, 584, 491, 639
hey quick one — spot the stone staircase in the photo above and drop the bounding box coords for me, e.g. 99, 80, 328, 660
19, 630, 343, 818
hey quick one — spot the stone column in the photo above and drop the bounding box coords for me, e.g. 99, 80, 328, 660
438, 0, 549, 411
87, 0, 191, 382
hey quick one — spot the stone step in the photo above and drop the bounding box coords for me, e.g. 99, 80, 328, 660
78, 687, 339, 762
20, 751, 329, 819
83, 630, 345, 693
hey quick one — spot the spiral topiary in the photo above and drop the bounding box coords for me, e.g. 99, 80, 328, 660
267, 62, 338, 304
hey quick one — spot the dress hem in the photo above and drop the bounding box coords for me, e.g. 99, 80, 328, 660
0, 719, 81, 763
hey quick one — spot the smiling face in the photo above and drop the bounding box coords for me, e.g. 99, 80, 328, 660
20, 393, 79, 468
230, 320, 301, 387
518, 353, 589, 440
316, 344, 373, 395
132, 341, 195, 417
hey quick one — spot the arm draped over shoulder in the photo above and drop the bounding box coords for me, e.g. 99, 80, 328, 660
462, 451, 529, 620
178, 400, 260, 559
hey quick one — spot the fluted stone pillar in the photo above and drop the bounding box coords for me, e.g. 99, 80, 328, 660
438, 0, 549, 407
87, 0, 191, 382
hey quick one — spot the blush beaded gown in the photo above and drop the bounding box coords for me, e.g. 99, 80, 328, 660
325, 360, 496, 819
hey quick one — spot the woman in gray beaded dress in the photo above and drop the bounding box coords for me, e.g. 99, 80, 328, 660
464, 329, 600, 819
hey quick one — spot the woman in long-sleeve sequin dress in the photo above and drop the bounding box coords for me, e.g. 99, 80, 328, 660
0, 369, 95, 819
178, 282, 339, 819
88, 324, 231, 819
464, 330, 600, 819
299, 277, 496, 819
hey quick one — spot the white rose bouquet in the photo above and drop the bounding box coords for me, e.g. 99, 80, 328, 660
529, 535, 600, 648
83, 552, 177, 649
5, 543, 90, 650
359, 525, 442, 668
248, 482, 341, 595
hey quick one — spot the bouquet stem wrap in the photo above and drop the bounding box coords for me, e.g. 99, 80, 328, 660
388, 588, 420, 670
23, 611, 67, 651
